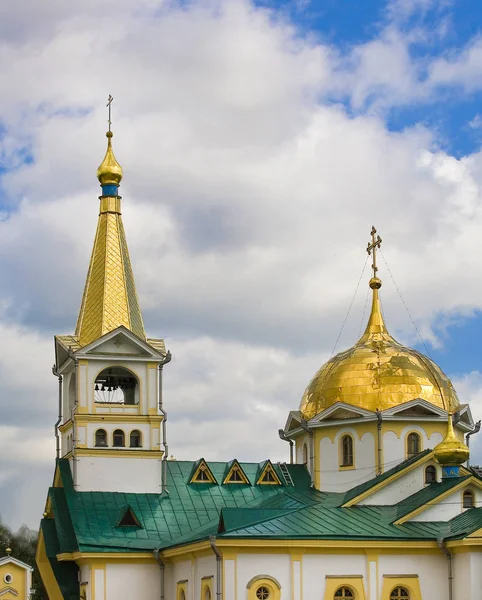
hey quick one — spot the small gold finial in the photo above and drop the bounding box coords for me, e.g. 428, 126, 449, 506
367, 226, 382, 288
434, 413, 469, 468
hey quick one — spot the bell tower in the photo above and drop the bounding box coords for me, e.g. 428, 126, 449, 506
54, 100, 170, 493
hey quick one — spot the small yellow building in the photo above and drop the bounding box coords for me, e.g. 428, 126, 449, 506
0, 553, 33, 600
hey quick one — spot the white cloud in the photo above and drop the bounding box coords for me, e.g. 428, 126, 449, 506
2, 0, 482, 528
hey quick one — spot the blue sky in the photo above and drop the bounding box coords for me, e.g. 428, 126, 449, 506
3, 0, 482, 528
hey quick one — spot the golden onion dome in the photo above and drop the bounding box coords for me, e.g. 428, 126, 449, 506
434, 414, 469, 466
299, 275, 459, 419
97, 131, 123, 186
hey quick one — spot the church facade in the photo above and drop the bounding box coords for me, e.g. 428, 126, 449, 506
36, 125, 482, 600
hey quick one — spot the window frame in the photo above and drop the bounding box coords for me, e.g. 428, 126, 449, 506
339, 434, 355, 469
406, 432, 422, 459
424, 465, 437, 484
246, 576, 280, 600
334, 585, 355, 598
390, 586, 410, 599
95, 428, 108, 447
129, 429, 142, 448
463, 489, 475, 509
113, 429, 125, 448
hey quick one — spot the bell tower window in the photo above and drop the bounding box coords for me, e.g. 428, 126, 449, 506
94, 367, 139, 405
113, 429, 125, 447
130, 430, 142, 448
95, 429, 108, 447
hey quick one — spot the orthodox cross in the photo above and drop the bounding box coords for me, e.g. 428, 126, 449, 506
5, 539, 11, 555
366, 226, 382, 278
106, 94, 113, 132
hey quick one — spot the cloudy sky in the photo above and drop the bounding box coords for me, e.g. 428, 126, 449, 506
3, 0, 482, 530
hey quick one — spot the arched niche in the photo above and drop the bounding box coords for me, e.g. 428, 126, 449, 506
94, 367, 139, 405
68, 372, 77, 411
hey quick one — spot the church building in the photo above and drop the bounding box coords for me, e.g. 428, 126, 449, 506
0, 547, 33, 600
36, 121, 482, 600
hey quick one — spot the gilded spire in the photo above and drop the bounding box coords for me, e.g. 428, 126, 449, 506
358, 226, 390, 343
75, 101, 145, 347
434, 413, 469, 469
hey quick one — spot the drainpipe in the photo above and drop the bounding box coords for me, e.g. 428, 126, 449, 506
437, 538, 453, 600
278, 429, 294, 464
466, 421, 481, 468
158, 351, 172, 493
153, 549, 165, 600
52, 365, 63, 460
70, 355, 79, 490
300, 420, 314, 486
209, 536, 222, 600
376, 409, 383, 476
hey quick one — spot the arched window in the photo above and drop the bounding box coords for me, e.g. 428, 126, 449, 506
340, 435, 354, 467
463, 490, 475, 508
407, 432, 421, 458
95, 429, 108, 447
130, 430, 142, 448
390, 587, 409, 599
334, 587, 354, 598
113, 429, 125, 447
247, 576, 281, 600
179, 591, 185, 600
94, 367, 138, 405
204, 586, 211, 600
425, 465, 437, 484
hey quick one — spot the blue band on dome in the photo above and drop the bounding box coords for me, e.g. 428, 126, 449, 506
442, 465, 460, 478
101, 184, 119, 197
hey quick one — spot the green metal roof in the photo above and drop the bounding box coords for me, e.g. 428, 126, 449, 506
45, 457, 482, 556
340, 449, 433, 505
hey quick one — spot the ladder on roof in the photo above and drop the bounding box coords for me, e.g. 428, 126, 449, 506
277, 462, 294, 486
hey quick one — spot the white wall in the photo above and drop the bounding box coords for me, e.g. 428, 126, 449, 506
382, 426, 443, 471
453, 553, 482, 600
410, 486, 482, 521
378, 554, 447, 600
106, 564, 160, 600
319, 429, 376, 492
74, 455, 162, 493
236, 554, 291, 600
302, 554, 367, 599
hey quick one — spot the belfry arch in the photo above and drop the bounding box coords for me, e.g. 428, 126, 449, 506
94, 367, 139, 405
